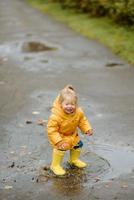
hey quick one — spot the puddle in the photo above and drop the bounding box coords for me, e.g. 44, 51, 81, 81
105, 62, 124, 67
38, 151, 110, 182
0, 41, 60, 71
35, 142, 134, 196
22, 41, 57, 53
37, 152, 110, 195
85, 141, 134, 180
38, 138, 134, 183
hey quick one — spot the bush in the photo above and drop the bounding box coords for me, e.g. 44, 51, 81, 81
113, 0, 134, 25
50, 0, 134, 26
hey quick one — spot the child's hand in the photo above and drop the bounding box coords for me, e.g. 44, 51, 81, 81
56, 141, 70, 151
86, 129, 93, 136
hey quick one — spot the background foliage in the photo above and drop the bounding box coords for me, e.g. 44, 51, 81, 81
49, 0, 134, 26
27, 0, 134, 64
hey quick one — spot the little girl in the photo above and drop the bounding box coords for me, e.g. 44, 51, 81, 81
47, 85, 93, 176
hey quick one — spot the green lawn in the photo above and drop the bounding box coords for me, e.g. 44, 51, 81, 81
27, 0, 134, 65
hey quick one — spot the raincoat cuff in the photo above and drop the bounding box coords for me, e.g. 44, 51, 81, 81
54, 138, 63, 145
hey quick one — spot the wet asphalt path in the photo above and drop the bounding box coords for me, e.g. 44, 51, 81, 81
0, 0, 134, 199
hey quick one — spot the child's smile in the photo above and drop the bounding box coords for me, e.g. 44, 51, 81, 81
61, 99, 76, 114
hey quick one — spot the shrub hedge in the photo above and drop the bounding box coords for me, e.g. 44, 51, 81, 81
49, 0, 134, 26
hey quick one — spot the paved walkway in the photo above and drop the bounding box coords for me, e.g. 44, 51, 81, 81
0, 0, 134, 199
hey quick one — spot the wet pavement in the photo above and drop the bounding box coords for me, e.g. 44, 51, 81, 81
0, 0, 134, 199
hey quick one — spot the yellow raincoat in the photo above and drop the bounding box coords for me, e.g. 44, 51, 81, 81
47, 96, 92, 149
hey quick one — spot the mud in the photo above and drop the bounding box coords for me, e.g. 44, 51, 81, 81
0, 0, 134, 200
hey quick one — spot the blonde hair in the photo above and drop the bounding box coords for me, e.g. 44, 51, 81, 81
59, 85, 78, 104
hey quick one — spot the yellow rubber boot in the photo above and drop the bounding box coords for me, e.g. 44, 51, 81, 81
69, 148, 87, 168
50, 149, 66, 176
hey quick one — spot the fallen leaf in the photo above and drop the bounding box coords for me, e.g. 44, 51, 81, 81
32, 111, 40, 115
21, 145, 27, 149
4, 185, 13, 190
105, 183, 110, 188
26, 120, 32, 124
95, 177, 100, 182
37, 119, 47, 126
10, 151, 15, 154
121, 184, 128, 189
8, 162, 15, 168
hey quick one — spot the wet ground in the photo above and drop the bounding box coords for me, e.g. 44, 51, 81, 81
0, 0, 134, 199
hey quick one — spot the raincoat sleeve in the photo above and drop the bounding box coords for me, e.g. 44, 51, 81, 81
78, 108, 92, 134
47, 114, 62, 145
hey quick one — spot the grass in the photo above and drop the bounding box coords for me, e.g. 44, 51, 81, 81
27, 0, 134, 65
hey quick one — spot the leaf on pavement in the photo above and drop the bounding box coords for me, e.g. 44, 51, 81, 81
4, 185, 13, 190
121, 184, 128, 189
37, 119, 47, 126
26, 120, 32, 124
32, 111, 40, 115
21, 145, 27, 149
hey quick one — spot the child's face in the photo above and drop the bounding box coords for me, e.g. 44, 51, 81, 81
61, 98, 76, 114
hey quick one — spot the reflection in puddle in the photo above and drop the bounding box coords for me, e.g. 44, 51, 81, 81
52, 171, 85, 196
